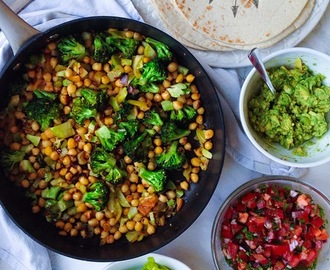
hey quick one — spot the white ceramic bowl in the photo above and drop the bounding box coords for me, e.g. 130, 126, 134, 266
103, 253, 191, 270
211, 176, 330, 270
239, 47, 330, 167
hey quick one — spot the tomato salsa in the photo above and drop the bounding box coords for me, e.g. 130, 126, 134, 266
220, 184, 328, 270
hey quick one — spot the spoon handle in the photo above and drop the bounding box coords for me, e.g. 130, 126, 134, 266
248, 48, 276, 94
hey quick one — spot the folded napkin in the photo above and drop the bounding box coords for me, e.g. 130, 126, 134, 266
0, 0, 306, 269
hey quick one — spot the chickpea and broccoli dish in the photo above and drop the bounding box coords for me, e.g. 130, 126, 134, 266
248, 58, 330, 155
0, 28, 215, 245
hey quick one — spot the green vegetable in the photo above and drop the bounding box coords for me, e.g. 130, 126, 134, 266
24, 90, 63, 131
123, 130, 153, 162
155, 140, 186, 170
161, 122, 191, 144
93, 32, 116, 63
57, 36, 87, 64
142, 256, 170, 270
145, 37, 173, 62
90, 147, 127, 185
51, 121, 75, 139
138, 167, 166, 192
0, 148, 26, 172
105, 30, 139, 58
83, 181, 109, 211
95, 125, 126, 151
248, 58, 330, 151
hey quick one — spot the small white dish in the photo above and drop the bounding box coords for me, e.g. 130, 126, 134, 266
103, 253, 191, 270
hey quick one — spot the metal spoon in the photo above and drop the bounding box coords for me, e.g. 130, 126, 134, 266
248, 48, 276, 95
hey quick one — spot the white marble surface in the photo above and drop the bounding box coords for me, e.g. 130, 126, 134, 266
1, 1, 330, 270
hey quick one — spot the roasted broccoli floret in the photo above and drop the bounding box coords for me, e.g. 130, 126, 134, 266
123, 130, 152, 162
57, 36, 87, 64
105, 31, 139, 58
145, 37, 173, 62
118, 119, 139, 138
24, 90, 63, 131
143, 109, 163, 127
161, 122, 191, 144
155, 141, 186, 170
93, 32, 116, 63
137, 59, 167, 87
138, 167, 166, 192
95, 125, 126, 151
170, 105, 197, 127
83, 181, 109, 211
0, 148, 25, 172
70, 88, 108, 124
90, 147, 127, 185
81, 88, 108, 110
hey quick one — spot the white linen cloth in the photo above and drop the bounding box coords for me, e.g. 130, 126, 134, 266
0, 0, 307, 269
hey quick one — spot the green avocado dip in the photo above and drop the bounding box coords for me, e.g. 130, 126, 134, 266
248, 58, 330, 155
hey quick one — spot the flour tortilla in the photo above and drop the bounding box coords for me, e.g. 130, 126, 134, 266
150, 0, 234, 51
168, 0, 315, 50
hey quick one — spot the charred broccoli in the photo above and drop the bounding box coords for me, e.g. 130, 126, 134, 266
70, 88, 108, 124
0, 148, 25, 172
105, 31, 139, 58
145, 37, 173, 62
95, 125, 126, 151
155, 141, 186, 170
161, 122, 191, 144
24, 90, 63, 131
137, 59, 167, 87
83, 181, 109, 211
170, 105, 197, 127
90, 147, 127, 185
123, 130, 153, 162
93, 32, 116, 63
138, 167, 166, 192
143, 109, 164, 127
57, 35, 87, 64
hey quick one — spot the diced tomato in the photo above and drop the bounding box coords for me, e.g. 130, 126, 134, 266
238, 212, 249, 224
303, 239, 312, 249
299, 249, 318, 267
288, 254, 300, 268
231, 223, 243, 235
237, 261, 247, 270
227, 241, 239, 259
292, 209, 309, 222
235, 202, 247, 212
224, 207, 234, 220
241, 192, 257, 209
221, 225, 233, 238
252, 253, 268, 265
315, 228, 329, 241
237, 250, 249, 261
266, 208, 284, 219
274, 260, 286, 270
296, 194, 311, 207
247, 215, 266, 234
311, 216, 324, 228
265, 244, 289, 257
293, 225, 303, 237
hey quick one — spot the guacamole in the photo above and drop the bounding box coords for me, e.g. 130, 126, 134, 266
248, 58, 330, 152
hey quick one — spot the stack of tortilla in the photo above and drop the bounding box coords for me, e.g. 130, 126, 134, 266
150, 0, 315, 51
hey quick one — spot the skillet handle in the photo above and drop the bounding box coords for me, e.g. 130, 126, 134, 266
0, 0, 39, 54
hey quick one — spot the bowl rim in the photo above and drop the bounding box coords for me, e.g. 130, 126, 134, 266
211, 175, 330, 270
239, 47, 330, 168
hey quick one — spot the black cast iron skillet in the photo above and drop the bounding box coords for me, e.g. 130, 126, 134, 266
0, 1, 226, 261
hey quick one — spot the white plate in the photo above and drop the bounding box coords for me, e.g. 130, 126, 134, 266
131, 0, 329, 68
103, 253, 191, 270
